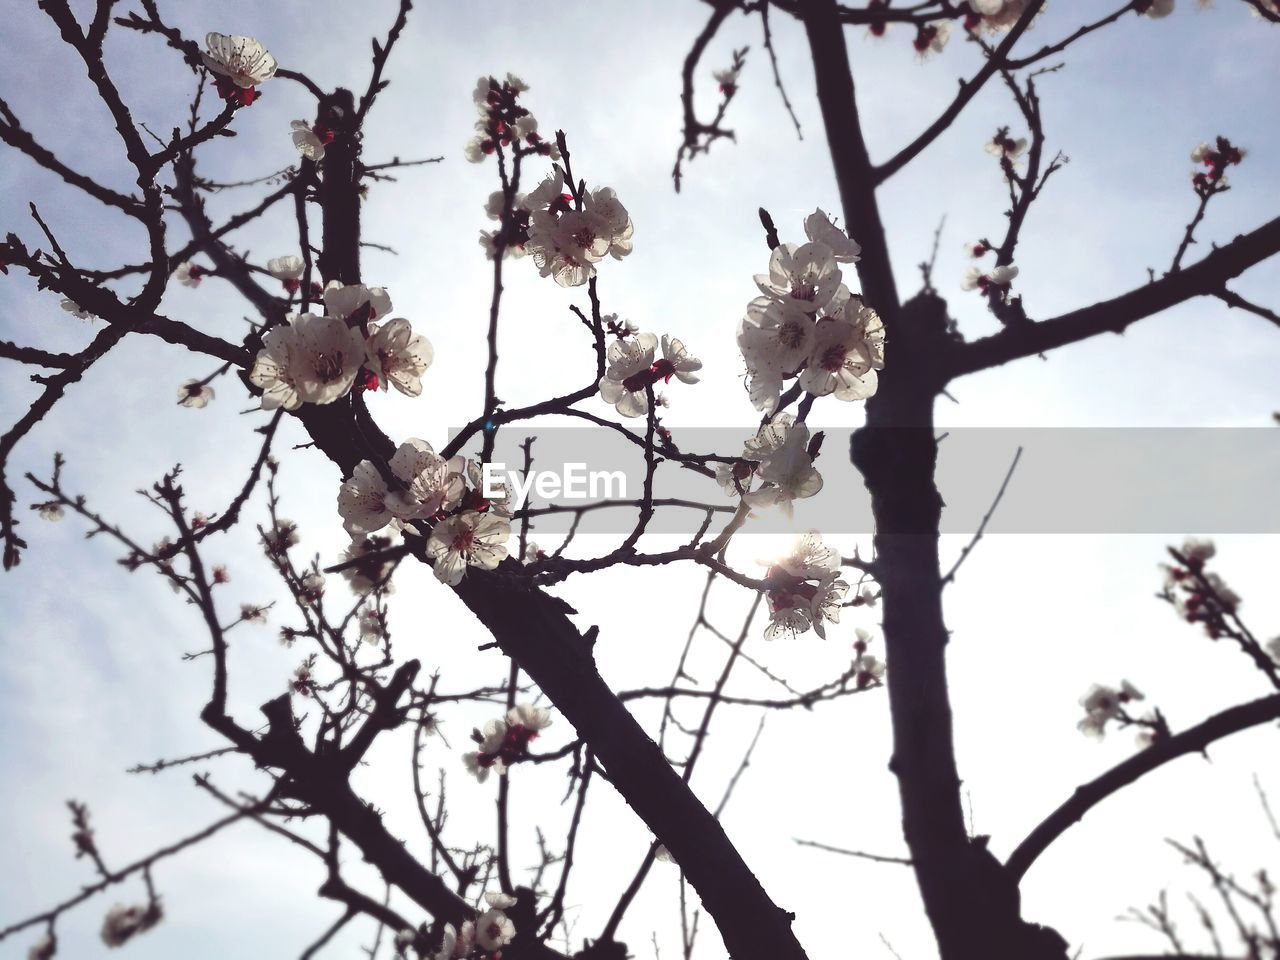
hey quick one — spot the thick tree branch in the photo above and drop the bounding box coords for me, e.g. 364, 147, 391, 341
948, 215, 1280, 377
1006, 693, 1280, 883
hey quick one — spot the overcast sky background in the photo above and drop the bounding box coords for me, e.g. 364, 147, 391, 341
1, 1, 1279, 958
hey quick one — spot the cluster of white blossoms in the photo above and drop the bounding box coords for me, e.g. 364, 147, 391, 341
480, 169, 634, 287
737, 210, 883, 414
716, 413, 824, 516
465, 77, 633, 284
597, 331, 701, 418
99, 901, 163, 947
248, 280, 433, 409
338, 439, 515, 587
465, 74, 557, 163
1160, 536, 1244, 640
398, 892, 517, 959
761, 531, 848, 640
526, 170, 635, 286
464, 703, 554, 782
1077, 680, 1143, 739
201, 33, 276, 106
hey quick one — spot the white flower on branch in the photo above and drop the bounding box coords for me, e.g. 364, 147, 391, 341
984, 131, 1028, 161
249, 324, 305, 411
267, 255, 304, 284
743, 420, 823, 516
27, 933, 55, 960
713, 66, 740, 95
202, 33, 276, 106
798, 304, 885, 402
524, 177, 633, 287
507, 703, 553, 731
290, 120, 331, 162
387, 439, 466, 521
484, 891, 518, 910
599, 332, 657, 418
961, 263, 1019, 293
1077, 681, 1144, 739
966, 0, 1035, 32
803, 209, 862, 263
291, 313, 366, 403
739, 297, 816, 380
476, 910, 516, 951
754, 242, 843, 314
35, 501, 64, 522
761, 531, 847, 640
913, 20, 951, 57
363, 318, 433, 396
176, 379, 214, 408
426, 511, 510, 585
323, 281, 392, 324
173, 261, 206, 287
202, 33, 277, 88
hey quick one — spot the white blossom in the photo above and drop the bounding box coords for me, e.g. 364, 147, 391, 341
176, 379, 214, 408
798, 306, 884, 401
1139, 0, 1176, 17
36, 501, 64, 522
173, 261, 204, 287
754, 242, 843, 314
1078, 681, 1143, 739
290, 120, 327, 161
338, 461, 395, 536
27, 933, 55, 960
803, 209, 862, 263
426, 511, 510, 585
743, 420, 823, 515
599, 332, 658, 418
507, 703, 552, 731
202, 33, 277, 88
289, 312, 366, 404
365, 318, 434, 396
961, 263, 1019, 291
475, 910, 515, 951
323, 281, 392, 324
984, 133, 1028, 160
386, 439, 466, 521
738, 297, 815, 379
249, 323, 304, 410
267, 255, 304, 281
484, 891, 518, 910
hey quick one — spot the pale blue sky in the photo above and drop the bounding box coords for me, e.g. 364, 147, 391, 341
1, 1, 1279, 958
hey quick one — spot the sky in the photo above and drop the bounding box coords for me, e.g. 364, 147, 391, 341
1, 1, 1279, 958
